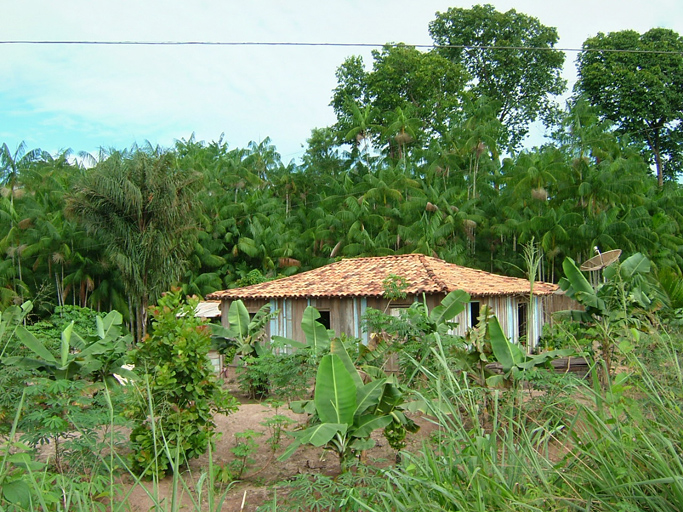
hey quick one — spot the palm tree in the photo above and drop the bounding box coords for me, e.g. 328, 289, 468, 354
67, 149, 201, 340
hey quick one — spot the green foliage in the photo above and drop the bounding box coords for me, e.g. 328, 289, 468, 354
228, 429, 263, 480
299, 326, 683, 512
67, 148, 201, 340
331, 43, 468, 156
234, 305, 337, 400
234, 269, 268, 287
1, 303, 132, 470
237, 349, 314, 402
281, 337, 416, 469
26, 305, 101, 349
211, 299, 274, 359
7, 309, 133, 383
577, 28, 683, 185
257, 465, 386, 512
126, 290, 238, 478
429, 4, 566, 148
212, 299, 279, 398
261, 409, 296, 454
559, 253, 656, 378
363, 291, 470, 383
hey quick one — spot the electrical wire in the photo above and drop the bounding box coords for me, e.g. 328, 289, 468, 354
0, 40, 681, 55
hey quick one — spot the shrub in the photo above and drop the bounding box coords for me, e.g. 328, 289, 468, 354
126, 290, 238, 478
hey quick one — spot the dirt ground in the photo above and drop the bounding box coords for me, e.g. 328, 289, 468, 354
122, 369, 438, 512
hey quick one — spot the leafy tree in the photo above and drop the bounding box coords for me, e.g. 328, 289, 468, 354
67, 148, 200, 340
576, 28, 683, 187
429, 4, 566, 148
331, 43, 468, 156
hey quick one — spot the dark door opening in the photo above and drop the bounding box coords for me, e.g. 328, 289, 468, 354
318, 311, 331, 330
517, 302, 528, 340
470, 301, 480, 327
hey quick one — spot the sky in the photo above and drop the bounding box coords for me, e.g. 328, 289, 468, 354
2, 0, 682, 163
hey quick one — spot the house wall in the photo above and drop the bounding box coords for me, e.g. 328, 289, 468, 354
220, 292, 577, 354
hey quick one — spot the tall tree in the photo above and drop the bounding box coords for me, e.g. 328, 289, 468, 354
66, 148, 200, 340
331, 44, 468, 155
576, 28, 683, 187
429, 4, 566, 149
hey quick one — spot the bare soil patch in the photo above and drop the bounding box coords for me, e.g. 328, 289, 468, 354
122, 370, 438, 511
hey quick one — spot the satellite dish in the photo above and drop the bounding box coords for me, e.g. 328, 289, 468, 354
580, 249, 622, 271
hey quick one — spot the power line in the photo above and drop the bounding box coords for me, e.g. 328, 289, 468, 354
0, 40, 681, 55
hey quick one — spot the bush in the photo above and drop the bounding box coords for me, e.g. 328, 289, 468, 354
126, 290, 238, 478
237, 350, 314, 401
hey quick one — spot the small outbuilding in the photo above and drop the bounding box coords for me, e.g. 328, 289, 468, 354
206, 254, 572, 352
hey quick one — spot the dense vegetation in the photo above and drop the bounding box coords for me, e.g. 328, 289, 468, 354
1, 6, 682, 330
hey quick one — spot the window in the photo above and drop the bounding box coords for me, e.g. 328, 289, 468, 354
470, 301, 480, 327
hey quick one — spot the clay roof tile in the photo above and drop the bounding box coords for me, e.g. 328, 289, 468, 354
205, 254, 558, 301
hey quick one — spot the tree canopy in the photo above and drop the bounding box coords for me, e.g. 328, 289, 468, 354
429, 4, 566, 149
1, 7, 682, 330
576, 28, 683, 187
66, 147, 200, 339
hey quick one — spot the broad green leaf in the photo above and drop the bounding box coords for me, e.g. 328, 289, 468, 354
355, 378, 386, 417
517, 348, 575, 370
2, 479, 32, 508
76, 339, 110, 359
486, 374, 505, 388
96, 315, 105, 339
350, 437, 376, 451
7, 452, 46, 471
278, 439, 302, 461
61, 321, 74, 367
430, 290, 470, 325
301, 307, 330, 354
489, 316, 524, 372
209, 324, 231, 338
560, 258, 595, 298
290, 399, 313, 414
101, 310, 123, 338
376, 382, 403, 414
16, 326, 56, 364
330, 338, 363, 388
314, 354, 356, 425
227, 300, 250, 341
271, 336, 306, 350
298, 422, 347, 446
619, 252, 650, 279
352, 414, 393, 438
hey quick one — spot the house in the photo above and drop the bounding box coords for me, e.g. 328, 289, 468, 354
206, 254, 572, 352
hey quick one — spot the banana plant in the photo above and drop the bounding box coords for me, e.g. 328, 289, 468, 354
271, 305, 331, 355
558, 253, 654, 380
210, 299, 274, 358
0, 301, 32, 359
486, 315, 574, 387
4, 310, 135, 384
280, 337, 416, 469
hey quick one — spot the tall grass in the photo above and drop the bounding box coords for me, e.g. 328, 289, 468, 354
310, 329, 683, 512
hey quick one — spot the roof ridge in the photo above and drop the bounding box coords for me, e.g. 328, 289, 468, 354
419, 254, 449, 293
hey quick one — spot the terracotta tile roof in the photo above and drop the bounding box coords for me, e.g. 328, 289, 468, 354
206, 254, 559, 300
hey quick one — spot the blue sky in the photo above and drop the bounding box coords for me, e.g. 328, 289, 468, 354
2, 0, 681, 163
